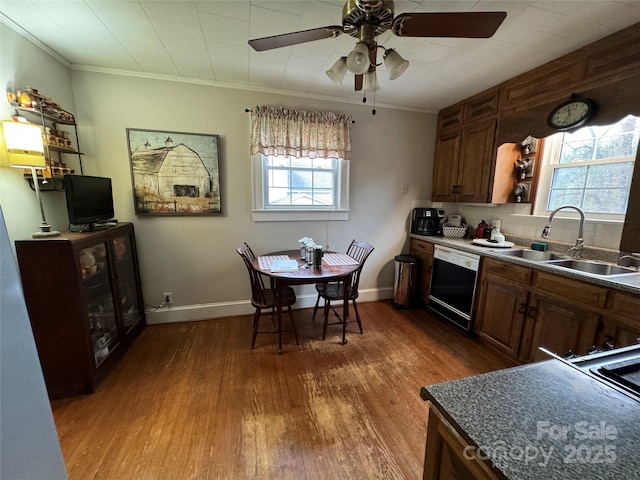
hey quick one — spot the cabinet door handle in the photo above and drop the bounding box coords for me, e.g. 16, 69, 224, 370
527, 306, 537, 318
517, 303, 527, 314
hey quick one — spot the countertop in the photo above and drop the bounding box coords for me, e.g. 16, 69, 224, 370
421, 360, 640, 479
409, 234, 640, 295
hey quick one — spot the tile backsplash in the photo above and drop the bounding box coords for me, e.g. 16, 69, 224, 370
438, 202, 623, 251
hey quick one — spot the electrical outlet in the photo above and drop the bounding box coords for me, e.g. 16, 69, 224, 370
163, 292, 172, 305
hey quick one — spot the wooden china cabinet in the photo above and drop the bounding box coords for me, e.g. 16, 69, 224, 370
15, 222, 145, 399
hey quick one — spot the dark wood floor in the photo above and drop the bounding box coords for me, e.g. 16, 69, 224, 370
51, 301, 515, 480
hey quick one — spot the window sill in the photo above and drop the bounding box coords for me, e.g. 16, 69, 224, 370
252, 209, 349, 222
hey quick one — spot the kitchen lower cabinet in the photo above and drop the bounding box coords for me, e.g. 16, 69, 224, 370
475, 273, 528, 359
423, 402, 500, 480
595, 317, 640, 351
410, 238, 434, 303
521, 294, 600, 362
15, 223, 145, 399
475, 258, 532, 359
475, 257, 605, 363
594, 290, 640, 349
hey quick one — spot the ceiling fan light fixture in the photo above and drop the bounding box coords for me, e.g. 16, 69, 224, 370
346, 42, 371, 75
364, 68, 380, 92
384, 48, 409, 80
326, 56, 348, 85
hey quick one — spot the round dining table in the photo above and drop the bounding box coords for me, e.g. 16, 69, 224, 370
253, 250, 360, 353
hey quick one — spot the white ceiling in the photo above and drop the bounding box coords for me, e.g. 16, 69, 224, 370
1, 1, 639, 112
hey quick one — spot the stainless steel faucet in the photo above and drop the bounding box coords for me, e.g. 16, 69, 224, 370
618, 253, 640, 271
541, 205, 586, 258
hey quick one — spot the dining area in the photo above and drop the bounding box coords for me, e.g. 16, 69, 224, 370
236, 240, 374, 353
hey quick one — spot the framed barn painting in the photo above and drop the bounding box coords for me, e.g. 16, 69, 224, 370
126, 128, 222, 215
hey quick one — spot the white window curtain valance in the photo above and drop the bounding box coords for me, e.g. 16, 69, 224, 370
250, 106, 352, 160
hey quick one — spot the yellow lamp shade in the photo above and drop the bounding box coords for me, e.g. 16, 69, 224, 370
1, 120, 45, 168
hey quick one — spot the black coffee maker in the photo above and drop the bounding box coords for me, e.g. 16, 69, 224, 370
411, 208, 446, 236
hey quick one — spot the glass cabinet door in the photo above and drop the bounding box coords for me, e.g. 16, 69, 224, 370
112, 234, 143, 333
79, 241, 119, 366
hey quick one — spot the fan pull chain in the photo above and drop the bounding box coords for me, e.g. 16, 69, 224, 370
372, 81, 377, 115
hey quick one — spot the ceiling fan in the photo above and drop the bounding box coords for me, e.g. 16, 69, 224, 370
248, 0, 507, 92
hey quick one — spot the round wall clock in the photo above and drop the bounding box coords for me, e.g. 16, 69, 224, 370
547, 98, 597, 131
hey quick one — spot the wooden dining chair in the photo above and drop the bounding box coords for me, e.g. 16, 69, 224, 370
312, 240, 374, 340
236, 244, 298, 349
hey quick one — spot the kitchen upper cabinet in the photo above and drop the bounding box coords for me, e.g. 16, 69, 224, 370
432, 131, 461, 202
432, 119, 497, 203
437, 104, 463, 133
432, 88, 499, 204
458, 119, 496, 203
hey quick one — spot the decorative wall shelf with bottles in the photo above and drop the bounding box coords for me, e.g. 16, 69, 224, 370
7, 87, 84, 191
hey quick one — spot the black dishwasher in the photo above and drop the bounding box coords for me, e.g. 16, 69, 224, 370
428, 245, 480, 331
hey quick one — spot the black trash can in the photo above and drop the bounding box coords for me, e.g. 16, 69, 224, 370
393, 254, 418, 309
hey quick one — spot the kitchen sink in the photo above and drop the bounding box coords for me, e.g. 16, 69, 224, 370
545, 259, 638, 276
498, 249, 567, 261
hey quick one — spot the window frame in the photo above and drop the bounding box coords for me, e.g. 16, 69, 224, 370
534, 118, 638, 221
251, 154, 350, 222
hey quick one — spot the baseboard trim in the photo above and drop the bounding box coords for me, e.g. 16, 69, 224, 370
145, 287, 394, 324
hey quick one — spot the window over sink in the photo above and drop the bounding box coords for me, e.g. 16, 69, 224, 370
535, 115, 639, 220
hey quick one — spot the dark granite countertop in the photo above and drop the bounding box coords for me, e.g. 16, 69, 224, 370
408, 234, 640, 295
421, 360, 640, 479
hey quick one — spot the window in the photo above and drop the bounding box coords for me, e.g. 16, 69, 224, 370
263, 155, 339, 208
536, 115, 639, 218
252, 154, 349, 221
249, 105, 352, 221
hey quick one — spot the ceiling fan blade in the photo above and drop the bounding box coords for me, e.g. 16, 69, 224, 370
355, 74, 363, 91
249, 26, 344, 51
392, 12, 507, 38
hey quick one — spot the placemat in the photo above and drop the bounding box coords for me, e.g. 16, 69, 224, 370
257, 255, 291, 270
323, 253, 359, 266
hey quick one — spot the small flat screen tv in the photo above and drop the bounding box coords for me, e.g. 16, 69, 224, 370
63, 175, 115, 229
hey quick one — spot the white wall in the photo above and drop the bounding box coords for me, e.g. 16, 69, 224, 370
0, 23, 78, 242
0, 18, 438, 323
67, 70, 436, 321
0, 23, 70, 479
